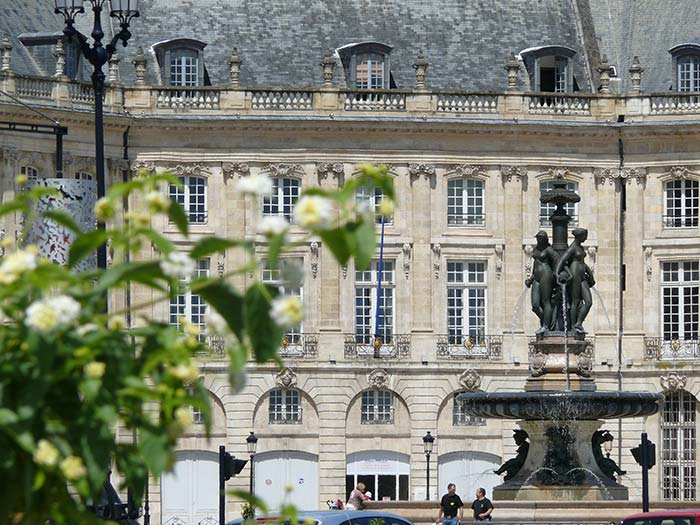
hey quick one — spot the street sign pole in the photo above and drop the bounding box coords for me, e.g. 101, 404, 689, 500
219, 445, 226, 525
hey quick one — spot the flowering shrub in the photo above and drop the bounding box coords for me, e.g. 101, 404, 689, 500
0, 165, 393, 524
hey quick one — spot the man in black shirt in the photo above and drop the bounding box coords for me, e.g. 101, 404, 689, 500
471, 488, 493, 521
436, 483, 463, 525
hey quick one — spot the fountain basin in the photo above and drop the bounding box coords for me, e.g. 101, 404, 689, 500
458, 391, 662, 420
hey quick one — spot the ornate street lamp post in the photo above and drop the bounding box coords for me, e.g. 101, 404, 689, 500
54, 0, 139, 270
422, 431, 435, 501
246, 431, 258, 495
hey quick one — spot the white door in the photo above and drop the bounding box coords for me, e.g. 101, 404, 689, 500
437, 451, 501, 502
254, 451, 318, 512
162, 450, 219, 525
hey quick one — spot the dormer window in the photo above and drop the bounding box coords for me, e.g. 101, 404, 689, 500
153, 39, 210, 87
521, 46, 577, 92
338, 42, 394, 89
669, 44, 700, 92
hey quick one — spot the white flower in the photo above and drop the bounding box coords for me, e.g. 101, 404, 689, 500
270, 295, 303, 328
257, 216, 289, 236
237, 174, 274, 196
107, 316, 126, 331
84, 361, 106, 379
34, 439, 59, 467
207, 309, 231, 336
356, 199, 373, 218
76, 323, 98, 336
174, 406, 194, 432
60, 455, 87, 480
161, 252, 195, 279
169, 363, 200, 384
293, 196, 333, 229
0, 247, 39, 285
94, 198, 115, 222
145, 191, 171, 213
25, 295, 80, 334
378, 198, 395, 217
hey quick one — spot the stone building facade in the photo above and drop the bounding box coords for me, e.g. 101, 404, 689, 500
1, 1, 700, 523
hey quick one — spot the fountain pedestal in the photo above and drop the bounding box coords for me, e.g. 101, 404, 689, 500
494, 420, 629, 501
526, 335, 594, 392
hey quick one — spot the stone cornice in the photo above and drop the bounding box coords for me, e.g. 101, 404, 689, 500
534, 166, 583, 182
263, 163, 305, 178
658, 165, 700, 182
444, 164, 487, 179
593, 167, 647, 186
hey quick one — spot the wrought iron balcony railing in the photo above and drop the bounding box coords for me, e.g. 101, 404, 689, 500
436, 334, 502, 360
269, 406, 303, 424
200, 332, 318, 358
360, 406, 395, 424
447, 214, 485, 226
645, 337, 700, 360
279, 332, 318, 358
344, 334, 411, 359
662, 214, 699, 228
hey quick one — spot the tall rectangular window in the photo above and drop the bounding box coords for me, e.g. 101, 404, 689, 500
447, 262, 487, 345
355, 261, 394, 344
170, 50, 199, 86
664, 179, 699, 228
361, 390, 393, 424
662, 261, 699, 342
169, 176, 207, 224
356, 185, 392, 225
678, 56, 700, 92
263, 177, 300, 222
262, 259, 303, 342
447, 179, 484, 226
169, 258, 210, 337
661, 391, 697, 501
540, 180, 578, 226
356, 53, 385, 89
554, 57, 568, 93
269, 388, 302, 424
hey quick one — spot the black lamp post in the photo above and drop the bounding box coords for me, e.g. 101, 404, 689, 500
422, 431, 435, 501
54, 0, 139, 270
246, 431, 258, 495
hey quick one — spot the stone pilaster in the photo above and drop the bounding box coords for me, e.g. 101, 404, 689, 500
410, 165, 434, 332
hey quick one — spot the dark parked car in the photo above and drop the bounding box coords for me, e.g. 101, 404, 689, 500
621, 510, 700, 525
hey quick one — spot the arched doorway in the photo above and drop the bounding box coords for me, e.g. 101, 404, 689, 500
161, 450, 219, 525
346, 451, 410, 501
254, 451, 319, 511
437, 451, 501, 501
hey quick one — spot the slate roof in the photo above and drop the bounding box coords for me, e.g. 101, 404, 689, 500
588, 0, 700, 93
1, 0, 697, 94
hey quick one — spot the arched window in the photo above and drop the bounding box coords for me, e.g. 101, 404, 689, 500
521, 46, 578, 93
153, 38, 209, 87
447, 178, 484, 226
664, 179, 699, 228
75, 171, 93, 181
452, 392, 485, 426
268, 388, 302, 424
540, 180, 578, 226
20, 165, 39, 180
661, 390, 697, 501
338, 42, 393, 89
670, 44, 700, 92
361, 390, 393, 424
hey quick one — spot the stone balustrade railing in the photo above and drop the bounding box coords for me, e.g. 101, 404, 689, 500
5, 72, 700, 120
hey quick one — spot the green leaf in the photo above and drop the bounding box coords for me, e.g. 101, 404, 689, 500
142, 229, 175, 255
190, 236, 249, 260
196, 281, 245, 341
352, 219, 376, 271
266, 233, 286, 270
168, 200, 189, 236
0, 199, 27, 218
319, 228, 352, 266
68, 229, 110, 268
139, 427, 171, 476
0, 408, 18, 425
230, 490, 270, 514
41, 209, 82, 234
94, 261, 166, 293
245, 283, 282, 363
